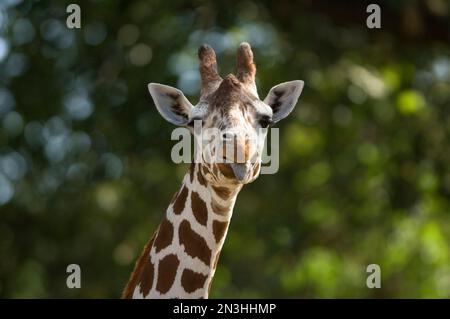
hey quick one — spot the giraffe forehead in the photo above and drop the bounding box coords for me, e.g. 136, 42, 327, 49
211, 81, 271, 116
209, 77, 253, 108
206, 99, 272, 124
193, 79, 272, 123
207, 93, 258, 120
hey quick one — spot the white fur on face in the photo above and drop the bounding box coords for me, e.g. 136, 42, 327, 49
189, 100, 269, 184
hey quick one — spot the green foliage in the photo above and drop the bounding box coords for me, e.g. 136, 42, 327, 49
0, 0, 449, 298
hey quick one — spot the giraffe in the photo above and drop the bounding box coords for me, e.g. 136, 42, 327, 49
122, 42, 304, 299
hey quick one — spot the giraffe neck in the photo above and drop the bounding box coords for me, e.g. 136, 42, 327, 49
123, 163, 242, 299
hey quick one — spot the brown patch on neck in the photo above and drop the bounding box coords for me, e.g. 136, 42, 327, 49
191, 191, 208, 226
138, 255, 155, 297
122, 231, 157, 299
181, 269, 208, 293
197, 164, 208, 186
154, 218, 174, 253
212, 220, 229, 243
179, 220, 212, 266
156, 254, 180, 294
212, 186, 232, 200
173, 185, 189, 215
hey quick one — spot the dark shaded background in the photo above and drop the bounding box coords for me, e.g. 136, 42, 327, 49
0, 0, 449, 298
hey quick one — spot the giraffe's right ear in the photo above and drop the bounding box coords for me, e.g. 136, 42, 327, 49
148, 83, 194, 125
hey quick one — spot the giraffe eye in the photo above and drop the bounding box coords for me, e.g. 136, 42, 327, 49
259, 116, 272, 128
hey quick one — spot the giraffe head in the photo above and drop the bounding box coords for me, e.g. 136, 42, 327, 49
149, 43, 304, 186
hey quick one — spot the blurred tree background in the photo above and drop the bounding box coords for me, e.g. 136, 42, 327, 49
0, 0, 449, 298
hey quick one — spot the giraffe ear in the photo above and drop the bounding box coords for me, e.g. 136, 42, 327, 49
263, 80, 304, 123
148, 83, 194, 125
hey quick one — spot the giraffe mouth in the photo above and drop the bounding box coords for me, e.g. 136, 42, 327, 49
229, 163, 251, 182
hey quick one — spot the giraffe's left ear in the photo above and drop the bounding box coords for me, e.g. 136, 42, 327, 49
263, 80, 304, 123
148, 83, 194, 125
